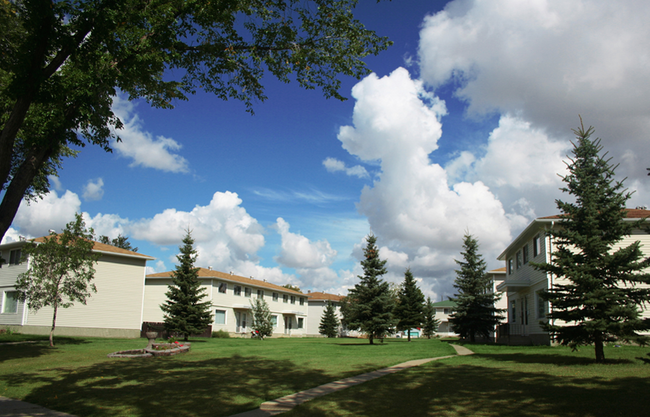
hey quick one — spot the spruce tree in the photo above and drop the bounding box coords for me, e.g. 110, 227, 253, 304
533, 121, 650, 362
395, 268, 425, 341
161, 230, 213, 341
345, 235, 396, 344
319, 301, 339, 338
250, 298, 273, 339
450, 234, 504, 343
422, 297, 440, 339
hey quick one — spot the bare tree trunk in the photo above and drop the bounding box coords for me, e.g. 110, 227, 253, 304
594, 332, 605, 363
407, 329, 411, 342
50, 301, 58, 347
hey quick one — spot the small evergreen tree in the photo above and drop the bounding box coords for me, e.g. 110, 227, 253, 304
15, 213, 100, 347
250, 297, 273, 339
319, 301, 339, 338
450, 234, 504, 343
394, 268, 425, 341
422, 297, 440, 339
161, 230, 213, 341
345, 235, 396, 344
533, 121, 650, 362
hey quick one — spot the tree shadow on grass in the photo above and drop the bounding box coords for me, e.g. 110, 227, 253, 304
286, 360, 650, 417
1, 353, 336, 417
477, 352, 634, 366
0, 337, 89, 363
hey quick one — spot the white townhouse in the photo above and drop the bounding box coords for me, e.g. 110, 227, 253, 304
431, 300, 457, 337
305, 291, 344, 337
143, 268, 308, 337
0, 237, 154, 338
496, 208, 650, 345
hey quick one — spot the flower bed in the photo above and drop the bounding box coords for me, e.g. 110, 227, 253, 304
108, 342, 191, 358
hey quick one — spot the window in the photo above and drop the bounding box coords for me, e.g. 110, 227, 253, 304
9, 249, 21, 265
257, 289, 264, 299
510, 300, 516, 323
290, 295, 295, 304
516, 251, 522, 269
2, 291, 18, 314
215, 310, 226, 325
297, 318, 304, 329
272, 292, 278, 301
533, 234, 543, 257
299, 297, 304, 306
508, 258, 514, 274
234, 285, 241, 296
283, 294, 288, 303
244, 287, 251, 297
218, 282, 227, 294
536, 291, 546, 319
443, 308, 450, 315
271, 315, 278, 328
522, 245, 529, 264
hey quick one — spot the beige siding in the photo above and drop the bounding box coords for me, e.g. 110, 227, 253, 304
25, 254, 147, 331
306, 300, 342, 336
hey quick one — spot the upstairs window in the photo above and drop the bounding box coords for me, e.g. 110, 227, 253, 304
257, 289, 264, 299
290, 296, 296, 304
9, 249, 21, 265
244, 287, 251, 297
283, 294, 288, 303
508, 259, 514, 274
533, 234, 543, 257
234, 286, 242, 296
218, 282, 227, 294
272, 292, 278, 301
522, 245, 529, 264
299, 297, 304, 306
516, 251, 522, 269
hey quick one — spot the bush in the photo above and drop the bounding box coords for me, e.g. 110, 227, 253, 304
212, 330, 230, 338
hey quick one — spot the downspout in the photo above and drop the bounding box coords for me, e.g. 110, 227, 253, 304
548, 221, 555, 342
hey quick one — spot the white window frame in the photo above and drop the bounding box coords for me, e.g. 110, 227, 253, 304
2, 291, 18, 314
214, 309, 226, 325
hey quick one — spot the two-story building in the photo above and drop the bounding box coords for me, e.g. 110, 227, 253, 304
496, 208, 650, 345
144, 269, 308, 337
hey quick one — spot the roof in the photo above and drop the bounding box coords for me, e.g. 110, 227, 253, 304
307, 292, 344, 302
497, 208, 650, 261
488, 267, 506, 274
146, 268, 304, 295
17, 235, 155, 260
431, 300, 456, 308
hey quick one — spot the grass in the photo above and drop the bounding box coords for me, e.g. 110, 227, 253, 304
284, 343, 650, 417
0, 334, 455, 416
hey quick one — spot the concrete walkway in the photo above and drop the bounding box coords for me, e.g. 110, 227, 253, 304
230, 344, 474, 417
0, 344, 474, 417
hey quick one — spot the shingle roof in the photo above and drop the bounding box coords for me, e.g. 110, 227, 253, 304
146, 268, 304, 295
307, 292, 344, 302
488, 267, 506, 273
31, 235, 154, 259
431, 300, 456, 308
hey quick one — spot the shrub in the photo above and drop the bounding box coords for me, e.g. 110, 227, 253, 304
212, 330, 230, 338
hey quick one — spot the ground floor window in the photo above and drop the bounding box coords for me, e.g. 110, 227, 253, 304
297, 318, 304, 329
536, 291, 546, 319
271, 315, 278, 328
510, 300, 516, 323
2, 291, 18, 314
215, 309, 226, 325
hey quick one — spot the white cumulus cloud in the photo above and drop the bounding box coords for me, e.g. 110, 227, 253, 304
322, 157, 369, 179
82, 178, 105, 201
275, 217, 337, 269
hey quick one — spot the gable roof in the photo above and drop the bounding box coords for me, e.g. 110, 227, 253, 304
431, 300, 456, 308
307, 292, 344, 302
146, 268, 304, 295
13, 235, 155, 260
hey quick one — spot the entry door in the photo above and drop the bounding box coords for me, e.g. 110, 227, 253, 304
236, 312, 242, 332
284, 316, 292, 335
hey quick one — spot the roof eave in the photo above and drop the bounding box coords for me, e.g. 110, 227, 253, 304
497, 218, 556, 261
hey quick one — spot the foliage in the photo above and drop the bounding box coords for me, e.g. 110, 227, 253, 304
250, 297, 274, 339
160, 230, 212, 341
394, 268, 425, 341
212, 329, 231, 339
421, 297, 440, 339
97, 234, 138, 253
14, 213, 100, 347
449, 234, 504, 343
532, 121, 650, 362
344, 234, 396, 344
0, 0, 392, 243
319, 301, 339, 338
282, 284, 302, 292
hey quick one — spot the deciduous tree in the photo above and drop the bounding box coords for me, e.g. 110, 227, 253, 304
345, 235, 396, 344
450, 234, 504, 343
98, 234, 138, 253
319, 301, 339, 338
161, 230, 212, 341
0, 0, 392, 243
15, 213, 100, 347
394, 268, 425, 341
533, 120, 650, 362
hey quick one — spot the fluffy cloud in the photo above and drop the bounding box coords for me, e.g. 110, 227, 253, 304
418, 0, 650, 182
322, 157, 369, 179
111, 95, 190, 173
275, 217, 337, 269
13, 191, 82, 237
82, 178, 105, 201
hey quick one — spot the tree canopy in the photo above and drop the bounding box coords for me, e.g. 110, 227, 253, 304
533, 121, 650, 362
449, 234, 504, 343
98, 234, 138, 253
319, 301, 339, 338
0, 0, 392, 242
250, 297, 273, 339
394, 268, 425, 341
421, 297, 439, 339
15, 213, 100, 347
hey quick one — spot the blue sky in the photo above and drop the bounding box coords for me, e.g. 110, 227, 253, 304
6, 0, 650, 300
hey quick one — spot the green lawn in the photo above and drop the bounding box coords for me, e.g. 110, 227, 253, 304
284, 343, 650, 417
0, 335, 455, 416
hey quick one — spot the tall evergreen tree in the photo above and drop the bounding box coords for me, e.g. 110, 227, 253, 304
250, 298, 273, 339
422, 297, 440, 339
395, 268, 425, 341
533, 121, 650, 362
345, 235, 396, 344
161, 230, 212, 341
450, 234, 504, 343
319, 301, 339, 338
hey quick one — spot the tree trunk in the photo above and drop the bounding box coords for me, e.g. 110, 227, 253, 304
50, 302, 58, 348
368, 333, 374, 345
407, 329, 411, 342
594, 332, 605, 363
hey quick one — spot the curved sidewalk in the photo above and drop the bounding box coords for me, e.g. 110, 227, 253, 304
231, 344, 474, 417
